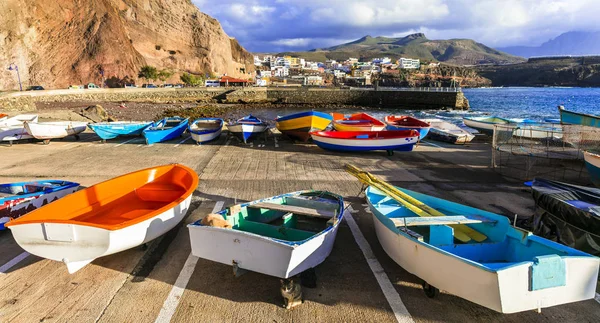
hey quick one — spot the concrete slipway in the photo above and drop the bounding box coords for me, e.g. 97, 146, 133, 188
0, 132, 598, 323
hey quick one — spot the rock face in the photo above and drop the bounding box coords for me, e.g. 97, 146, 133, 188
0, 0, 254, 89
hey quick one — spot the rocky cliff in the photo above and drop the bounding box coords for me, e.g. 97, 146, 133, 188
0, 0, 254, 89
379, 65, 492, 88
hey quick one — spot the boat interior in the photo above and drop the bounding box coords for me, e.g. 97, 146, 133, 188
152, 118, 185, 130
369, 188, 588, 271
220, 192, 342, 242
190, 120, 222, 130
7, 166, 196, 230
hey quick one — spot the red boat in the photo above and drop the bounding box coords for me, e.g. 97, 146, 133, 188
384, 116, 431, 139
332, 113, 386, 132
310, 130, 419, 155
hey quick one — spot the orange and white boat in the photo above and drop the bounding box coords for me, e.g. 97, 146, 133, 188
5, 164, 198, 273
332, 113, 386, 132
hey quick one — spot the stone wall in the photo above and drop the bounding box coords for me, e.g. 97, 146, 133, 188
0, 87, 469, 111
266, 88, 469, 110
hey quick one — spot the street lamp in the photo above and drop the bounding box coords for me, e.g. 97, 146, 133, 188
8, 63, 23, 91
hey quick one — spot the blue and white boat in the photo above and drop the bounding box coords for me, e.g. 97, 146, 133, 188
227, 115, 268, 144
384, 115, 431, 140
143, 117, 189, 145
584, 151, 600, 187
88, 121, 152, 141
559, 105, 600, 128
366, 185, 599, 313
0, 180, 79, 230
188, 118, 223, 144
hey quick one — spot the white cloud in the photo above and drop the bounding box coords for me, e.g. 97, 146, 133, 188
271, 38, 312, 47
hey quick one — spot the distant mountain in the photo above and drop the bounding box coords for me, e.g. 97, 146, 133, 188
498, 31, 600, 58
277, 33, 523, 65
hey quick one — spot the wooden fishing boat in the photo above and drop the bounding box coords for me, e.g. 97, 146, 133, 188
462, 116, 512, 135
384, 115, 431, 140
531, 178, 600, 256
364, 184, 599, 313
559, 105, 600, 128
0, 114, 38, 143
88, 121, 152, 141
310, 130, 419, 155
421, 119, 475, 144
188, 118, 223, 144
275, 111, 333, 142
0, 180, 79, 230
227, 115, 268, 144
188, 190, 344, 278
143, 117, 189, 145
5, 164, 198, 273
584, 151, 600, 187
332, 113, 386, 132
24, 121, 88, 144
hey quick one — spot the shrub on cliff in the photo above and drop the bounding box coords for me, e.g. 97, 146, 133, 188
180, 73, 204, 87
138, 66, 158, 83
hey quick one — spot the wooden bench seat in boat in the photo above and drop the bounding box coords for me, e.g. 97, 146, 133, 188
391, 215, 496, 227
248, 202, 335, 219
235, 218, 316, 242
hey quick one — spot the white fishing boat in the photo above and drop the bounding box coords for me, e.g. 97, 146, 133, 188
24, 121, 88, 144
188, 190, 344, 278
422, 119, 475, 144
511, 122, 563, 139
462, 116, 511, 135
0, 114, 38, 143
188, 118, 223, 144
227, 115, 268, 144
6, 164, 198, 273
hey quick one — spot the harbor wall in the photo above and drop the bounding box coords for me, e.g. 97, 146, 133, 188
0, 87, 469, 111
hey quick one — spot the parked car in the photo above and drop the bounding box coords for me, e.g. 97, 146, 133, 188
68, 85, 84, 90
124, 83, 137, 88
162, 84, 174, 88
141, 84, 158, 88
173, 84, 184, 89
85, 83, 98, 89
205, 80, 220, 87
26, 86, 45, 91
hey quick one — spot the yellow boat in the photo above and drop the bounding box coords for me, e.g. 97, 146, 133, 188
276, 111, 333, 142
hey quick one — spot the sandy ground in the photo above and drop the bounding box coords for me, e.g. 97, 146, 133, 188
0, 128, 598, 322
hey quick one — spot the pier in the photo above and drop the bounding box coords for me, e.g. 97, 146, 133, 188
0, 130, 597, 322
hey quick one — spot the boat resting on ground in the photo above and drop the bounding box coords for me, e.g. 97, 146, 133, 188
462, 116, 512, 135
0, 114, 39, 143
332, 113, 386, 132
88, 121, 153, 141
227, 115, 268, 144
5, 164, 198, 273
24, 121, 88, 144
365, 185, 599, 313
143, 117, 189, 145
384, 115, 431, 140
422, 119, 474, 144
311, 130, 419, 155
188, 190, 344, 278
584, 151, 600, 187
275, 111, 332, 142
559, 105, 600, 128
188, 118, 223, 144
0, 180, 79, 230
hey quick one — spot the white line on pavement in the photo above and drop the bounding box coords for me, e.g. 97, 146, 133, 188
174, 137, 191, 147
0, 252, 30, 274
154, 201, 224, 323
115, 138, 141, 147
345, 206, 414, 323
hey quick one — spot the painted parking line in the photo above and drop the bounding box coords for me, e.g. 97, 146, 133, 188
115, 138, 142, 147
174, 137, 191, 147
0, 252, 30, 274
420, 140, 444, 149
154, 201, 225, 323
345, 206, 414, 323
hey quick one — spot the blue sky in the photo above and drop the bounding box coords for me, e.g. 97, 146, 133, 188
192, 0, 599, 53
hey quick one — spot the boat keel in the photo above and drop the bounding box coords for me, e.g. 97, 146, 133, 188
65, 259, 94, 274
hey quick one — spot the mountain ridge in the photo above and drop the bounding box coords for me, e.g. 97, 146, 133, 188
498, 31, 600, 58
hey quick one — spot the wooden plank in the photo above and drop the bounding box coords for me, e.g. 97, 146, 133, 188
391, 215, 495, 227
248, 202, 334, 219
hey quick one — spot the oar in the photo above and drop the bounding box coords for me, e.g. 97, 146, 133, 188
345, 164, 487, 242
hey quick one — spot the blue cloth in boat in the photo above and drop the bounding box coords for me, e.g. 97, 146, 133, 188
530, 255, 566, 291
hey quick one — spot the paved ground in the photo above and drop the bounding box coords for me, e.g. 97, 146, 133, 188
0, 131, 599, 323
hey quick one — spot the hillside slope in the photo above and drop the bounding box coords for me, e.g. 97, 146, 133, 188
279, 33, 523, 65
0, 0, 254, 89
498, 31, 600, 58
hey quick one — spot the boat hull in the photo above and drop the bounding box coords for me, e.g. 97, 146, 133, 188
311, 131, 418, 152
0, 114, 39, 142
333, 123, 385, 132
276, 111, 332, 142
9, 195, 191, 273
332, 113, 386, 132
463, 117, 510, 135
0, 181, 79, 230
584, 151, 600, 187
189, 118, 224, 144
88, 122, 152, 140
227, 124, 268, 143
386, 125, 430, 140
367, 186, 600, 313
24, 122, 88, 140
559, 106, 600, 128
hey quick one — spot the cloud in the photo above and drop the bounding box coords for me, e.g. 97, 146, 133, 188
192, 0, 600, 52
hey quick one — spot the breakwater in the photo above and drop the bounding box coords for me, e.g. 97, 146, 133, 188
0, 87, 469, 111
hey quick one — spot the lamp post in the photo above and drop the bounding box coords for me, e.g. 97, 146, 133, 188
8, 63, 23, 91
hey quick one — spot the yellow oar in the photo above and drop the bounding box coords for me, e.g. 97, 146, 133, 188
346, 164, 487, 242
